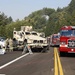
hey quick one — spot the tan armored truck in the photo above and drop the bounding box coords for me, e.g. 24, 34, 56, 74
13, 26, 48, 50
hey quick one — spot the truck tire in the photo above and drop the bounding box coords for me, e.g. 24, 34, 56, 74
13, 38, 18, 50
59, 51, 63, 57
41, 46, 48, 53
60, 51, 67, 57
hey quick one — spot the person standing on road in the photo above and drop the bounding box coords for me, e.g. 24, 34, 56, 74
9, 38, 13, 52
13, 38, 18, 50
5, 38, 9, 51
22, 43, 33, 54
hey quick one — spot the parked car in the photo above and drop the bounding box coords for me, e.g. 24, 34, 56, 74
0, 37, 6, 54
0, 46, 6, 54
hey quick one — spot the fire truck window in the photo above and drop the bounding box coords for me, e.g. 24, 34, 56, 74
60, 30, 72, 36
53, 35, 59, 38
73, 30, 75, 36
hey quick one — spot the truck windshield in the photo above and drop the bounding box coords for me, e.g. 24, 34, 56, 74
25, 32, 30, 35
60, 30, 75, 36
53, 35, 59, 38
31, 33, 37, 35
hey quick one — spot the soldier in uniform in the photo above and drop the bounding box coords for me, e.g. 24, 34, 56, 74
22, 43, 33, 54
9, 38, 13, 52
5, 38, 9, 51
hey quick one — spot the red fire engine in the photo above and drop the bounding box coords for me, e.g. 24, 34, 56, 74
50, 34, 60, 46
59, 26, 75, 56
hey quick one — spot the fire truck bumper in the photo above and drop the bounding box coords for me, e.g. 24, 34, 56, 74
59, 45, 75, 53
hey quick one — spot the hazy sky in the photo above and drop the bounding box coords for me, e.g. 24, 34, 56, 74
0, 0, 71, 21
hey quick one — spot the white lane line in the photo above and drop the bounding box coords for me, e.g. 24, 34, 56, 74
0, 53, 29, 69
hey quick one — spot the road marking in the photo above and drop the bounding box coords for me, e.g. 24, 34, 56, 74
54, 48, 64, 75
56, 48, 64, 75
0, 53, 29, 69
54, 48, 58, 75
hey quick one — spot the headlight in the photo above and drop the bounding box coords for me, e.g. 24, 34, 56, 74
44, 40, 47, 43
27, 39, 33, 43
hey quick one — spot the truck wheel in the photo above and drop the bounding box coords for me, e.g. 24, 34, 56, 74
13, 38, 18, 50
41, 46, 48, 53
60, 51, 68, 57
59, 51, 64, 57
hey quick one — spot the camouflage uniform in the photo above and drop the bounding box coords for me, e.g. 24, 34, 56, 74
22, 44, 33, 54
9, 38, 13, 52
5, 38, 9, 51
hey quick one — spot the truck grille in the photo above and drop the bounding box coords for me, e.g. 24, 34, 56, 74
40, 40, 43, 43
33, 40, 43, 43
33, 40, 37, 43
68, 40, 75, 48
19, 41, 23, 44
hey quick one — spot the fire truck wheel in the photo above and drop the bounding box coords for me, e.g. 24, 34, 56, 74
60, 51, 67, 57
59, 51, 64, 57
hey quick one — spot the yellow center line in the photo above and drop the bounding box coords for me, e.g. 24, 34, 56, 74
54, 48, 58, 75
54, 47, 64, 75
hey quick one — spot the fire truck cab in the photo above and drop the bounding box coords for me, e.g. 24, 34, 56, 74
59, 26, 75, 56
50, 34, 60, 46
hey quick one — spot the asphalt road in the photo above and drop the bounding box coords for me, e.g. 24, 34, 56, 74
54, 47, 75, 75
60, 53, 75, 75
0, 48, 54, 75
0, 47, 75, 75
